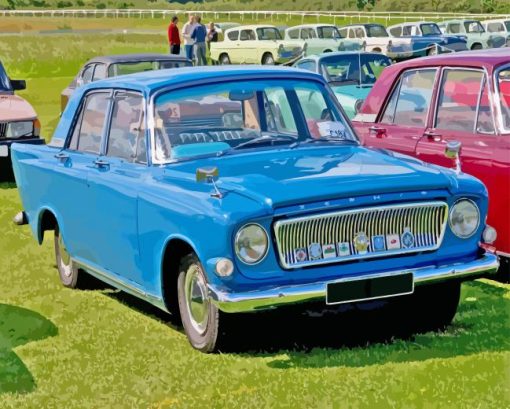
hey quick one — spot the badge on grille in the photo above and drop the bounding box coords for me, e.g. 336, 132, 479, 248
338, 242, 351, 257
386, 234, 401, 250
401, 228, 415, 248
294, 247, 308, 263
371, 235, 386, 252
308, 243, 322, 260
353, 232, 369, 255
322, 243, 337, 259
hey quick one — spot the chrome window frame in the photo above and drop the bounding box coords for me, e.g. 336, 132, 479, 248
494, 63, 510, 135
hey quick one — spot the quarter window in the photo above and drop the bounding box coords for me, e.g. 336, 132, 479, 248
435, 69, 484, 132
106, 92, 146, 163
476, 79, 495, 134
81, 64, 95, 85
92, 63, 107, 81
227, 30, 239, 41
381, 69, 436, 127
69, 92, 110, 154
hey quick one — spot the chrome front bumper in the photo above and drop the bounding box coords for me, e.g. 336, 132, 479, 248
208, 254, 499, 313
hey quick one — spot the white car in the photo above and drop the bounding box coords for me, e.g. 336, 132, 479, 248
482, 19, 510, 46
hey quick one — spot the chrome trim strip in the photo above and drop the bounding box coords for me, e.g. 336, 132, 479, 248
208, 253, 499, 313
274, 201, 448, 269
73, 258, 168, 312
496, 250, 510, 258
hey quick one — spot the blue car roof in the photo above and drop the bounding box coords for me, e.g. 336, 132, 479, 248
83, 65, 326, 95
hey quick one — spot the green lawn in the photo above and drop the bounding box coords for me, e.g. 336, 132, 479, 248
1, 22, 510, 408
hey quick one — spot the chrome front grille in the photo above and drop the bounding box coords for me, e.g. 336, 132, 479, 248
274, 201, 448, 269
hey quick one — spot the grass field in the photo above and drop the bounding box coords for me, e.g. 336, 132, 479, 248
1, 17, 510, 408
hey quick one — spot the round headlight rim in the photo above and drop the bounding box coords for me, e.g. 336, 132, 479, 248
449, 198, 480, 239
234, 223, 269, 266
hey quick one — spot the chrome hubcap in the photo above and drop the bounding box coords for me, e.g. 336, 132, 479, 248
58, 234, 72, 278
184, 265, 209, 335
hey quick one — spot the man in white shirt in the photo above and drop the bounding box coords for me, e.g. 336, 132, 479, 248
182, 15, 197, 62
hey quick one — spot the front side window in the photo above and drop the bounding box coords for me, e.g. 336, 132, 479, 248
93, 63, 107, 81
106, 92, 146, 163
256, 27, 282, 40
402, 26, 413, 36
435, 69, 484, 132
153, 79, 356, 162
420, 24, 441, 35
447, 23, 462, 34
465, 21, 484, 33
381, 69, 436, 126
497, 68, 510, 131
317, 26, 341, 39
300, 28, 316, 40
366, 25, 389, 37
287, 29, 299, 39
69, 92, 110, 154
240, 30, 255, 41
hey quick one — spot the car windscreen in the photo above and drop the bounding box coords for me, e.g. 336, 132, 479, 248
366, 25, 389, 37
153, 79, 357, 162
107, 60, 191, 77
256, 27, 282, 40
497, 69, 510, 131
321, 54, 391, 85
420, 23, 442, 35
317, 26, 343, 39
0, 63, 12, 92
464, 21, 484, 33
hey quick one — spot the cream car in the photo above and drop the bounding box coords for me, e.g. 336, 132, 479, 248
210, 25, 304, 65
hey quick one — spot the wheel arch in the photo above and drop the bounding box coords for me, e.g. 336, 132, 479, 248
160, 235, 200, 314
471, 42, 482, 49
37, 207, 59, 245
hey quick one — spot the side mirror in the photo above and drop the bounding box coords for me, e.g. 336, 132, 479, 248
354, 99, 364, 115
196, 166, 219, 183
445, 140, 462, 174
10, 79, 26, 91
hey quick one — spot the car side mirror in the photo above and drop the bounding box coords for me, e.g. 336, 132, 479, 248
354, 99, 364, 115
445, 140, 462, 174
10, 79, 26, 91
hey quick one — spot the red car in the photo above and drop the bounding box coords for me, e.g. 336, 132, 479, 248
353, 49, 510, 275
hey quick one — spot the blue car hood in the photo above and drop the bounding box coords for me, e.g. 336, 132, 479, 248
162, 146, 457, 209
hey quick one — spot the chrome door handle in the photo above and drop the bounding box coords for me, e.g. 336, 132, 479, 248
94, 159, 110, 168
424, 131, 442, 141
54, 152, 69, 161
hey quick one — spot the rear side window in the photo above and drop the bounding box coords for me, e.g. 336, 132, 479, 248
69, 92, 110, 154
487, 22, 504, 32
227, 30, 239, 41
389, 26, 402, 37
240, 30, 255, 41
106, 92, 146, 163
435, 69, 484, 132
447, 23, 461, 34
380, 69, 437, 127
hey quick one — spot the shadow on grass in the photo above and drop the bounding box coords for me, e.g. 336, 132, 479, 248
0, 304, 58, 394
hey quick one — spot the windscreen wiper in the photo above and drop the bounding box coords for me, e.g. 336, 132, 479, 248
290, 137, 359, 149
218, 134, 296, 155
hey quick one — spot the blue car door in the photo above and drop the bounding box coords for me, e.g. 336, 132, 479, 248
52, 90, 112, 263
85, 90, 147, 284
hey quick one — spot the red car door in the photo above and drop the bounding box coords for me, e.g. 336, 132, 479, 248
358, 68, 438, 156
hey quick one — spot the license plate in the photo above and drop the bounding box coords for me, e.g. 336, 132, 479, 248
0, 145, 8, 157
326, 272, 414, 305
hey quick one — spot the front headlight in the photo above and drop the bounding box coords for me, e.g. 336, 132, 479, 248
5, 121, 35, 138
449, 199, 480, 238
235, 223, 269, 265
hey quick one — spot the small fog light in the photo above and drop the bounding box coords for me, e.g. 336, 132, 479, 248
215, 258, 234, 277
483, 225, 497, 244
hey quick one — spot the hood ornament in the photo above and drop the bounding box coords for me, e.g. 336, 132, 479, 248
196, 167, 223, 199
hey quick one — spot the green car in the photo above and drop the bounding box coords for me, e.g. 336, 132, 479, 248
284, 24, 361, 56
294, 51, 392, 118
438, 19, 506, 49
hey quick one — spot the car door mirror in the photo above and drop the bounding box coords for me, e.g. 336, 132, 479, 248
445, 140, 461, 159
354, 99, 364, 114
10, 79, 26, 91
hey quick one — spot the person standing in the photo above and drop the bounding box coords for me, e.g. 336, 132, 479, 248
207, 22, 219, 65
167, 15, 181, 55
182, 15, 197, 62
191, 16, 208, 66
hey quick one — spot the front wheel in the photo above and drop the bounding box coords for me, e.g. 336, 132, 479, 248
219, 53, 231, 65
471, 43, 483, 50
396, 281, 461, 333
178, 253, 223, 352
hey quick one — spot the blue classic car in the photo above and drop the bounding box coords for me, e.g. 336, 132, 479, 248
294, 51, 392, 118
11, 67, 499, 352
388, 22, 468, 54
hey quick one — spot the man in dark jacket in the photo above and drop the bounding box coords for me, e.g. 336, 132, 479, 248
167, 15, 181, 55
207, 22, 219, 65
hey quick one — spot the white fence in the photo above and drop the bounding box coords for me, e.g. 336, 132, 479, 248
1, 9, 510, 24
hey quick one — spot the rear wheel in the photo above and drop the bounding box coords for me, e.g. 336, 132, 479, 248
177, 253, 225, 352
262, 53, 275, 65
54, 225, 88, 288
219, 53, 231, 65
471, 43, 483, 50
